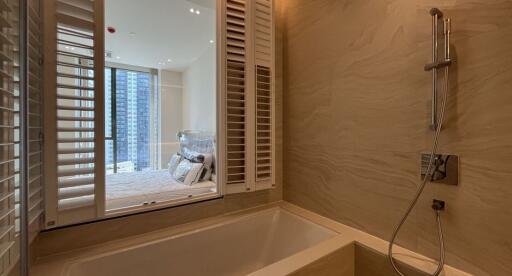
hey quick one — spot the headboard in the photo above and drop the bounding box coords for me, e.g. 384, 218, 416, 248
177, 130, 215, 155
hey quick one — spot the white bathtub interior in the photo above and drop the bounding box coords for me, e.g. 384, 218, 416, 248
65, 208, 337, 276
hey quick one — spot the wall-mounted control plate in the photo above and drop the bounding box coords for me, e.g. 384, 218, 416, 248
421, 153, 459, 186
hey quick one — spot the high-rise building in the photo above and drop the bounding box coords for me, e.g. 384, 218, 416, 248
105, 69, 151, 173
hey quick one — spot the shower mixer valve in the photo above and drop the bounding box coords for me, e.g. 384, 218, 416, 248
421, 153, 459, 186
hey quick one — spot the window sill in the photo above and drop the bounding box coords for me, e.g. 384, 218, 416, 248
103, 191, 222, 219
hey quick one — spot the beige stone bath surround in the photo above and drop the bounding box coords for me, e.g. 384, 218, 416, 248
32, 201, 470, 276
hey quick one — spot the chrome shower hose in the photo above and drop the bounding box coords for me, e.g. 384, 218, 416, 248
388, 66, 450, 276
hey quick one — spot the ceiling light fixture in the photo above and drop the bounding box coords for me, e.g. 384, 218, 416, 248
116, 56, 121, 59
196, 10, 200, 15
167, 59, 172, 62
189, 8, 194, 13
209, 40, 214, 44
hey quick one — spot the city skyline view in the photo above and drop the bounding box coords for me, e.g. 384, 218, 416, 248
105, 68, 153, 174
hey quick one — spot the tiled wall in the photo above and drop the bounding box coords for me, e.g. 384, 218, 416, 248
282, 0, 512, 275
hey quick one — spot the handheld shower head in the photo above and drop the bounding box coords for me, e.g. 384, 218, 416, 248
444, 18, 451, 35
444, 18, 451, 60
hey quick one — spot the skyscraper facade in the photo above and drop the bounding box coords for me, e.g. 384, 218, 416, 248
105, 68, 151, 173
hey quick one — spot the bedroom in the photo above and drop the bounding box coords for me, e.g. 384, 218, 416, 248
100, 0, 218, 211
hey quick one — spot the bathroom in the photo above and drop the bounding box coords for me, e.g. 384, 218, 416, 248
1, 0, 511, 275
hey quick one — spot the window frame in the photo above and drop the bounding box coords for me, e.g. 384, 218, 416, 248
43, 0, 226, 226
104, 64, 158, 175
99, 1, 224, 214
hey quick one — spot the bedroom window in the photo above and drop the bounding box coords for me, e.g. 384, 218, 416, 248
101, 0, 219, 212
42, 0, 275, 228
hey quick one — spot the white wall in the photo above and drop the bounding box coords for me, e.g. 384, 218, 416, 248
181, 45, 216, 132
159, 70, 183, 166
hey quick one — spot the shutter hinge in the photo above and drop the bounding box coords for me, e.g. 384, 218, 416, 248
39, 132, 44, 145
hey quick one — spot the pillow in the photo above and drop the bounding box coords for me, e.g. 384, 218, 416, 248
199, 153, 214, 181
168, 153, 182, 175
172, 159, 203, 185
181, 148, 214, 182
181, 147, 205, 163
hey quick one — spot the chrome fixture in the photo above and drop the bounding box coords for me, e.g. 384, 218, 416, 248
425, 8, 452, 129
389, 8, 454, 276
421, 153, 459, 186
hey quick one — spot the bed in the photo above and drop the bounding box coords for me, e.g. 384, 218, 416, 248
106, 170, 216, 210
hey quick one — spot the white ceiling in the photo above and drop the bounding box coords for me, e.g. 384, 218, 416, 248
105, 0, 216, 71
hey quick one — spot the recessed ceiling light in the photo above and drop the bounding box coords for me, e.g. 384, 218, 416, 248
209, 40, 214, 44
167, 59, 172, 62
116, 56, 121, 59
190, 8, 194, 13
196, 10, 200, 15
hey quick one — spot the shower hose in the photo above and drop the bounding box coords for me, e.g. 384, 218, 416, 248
388, 66, 450, 276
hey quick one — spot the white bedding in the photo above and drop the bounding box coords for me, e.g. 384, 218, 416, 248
106, 170, 216, 210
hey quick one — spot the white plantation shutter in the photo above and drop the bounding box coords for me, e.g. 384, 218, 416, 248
253, 0, 274, 190
25, 0, 44, 243
0, 0, 19, 273
224, 0, 249, 193
43, 0, 105, 228
223, 0, 275, 194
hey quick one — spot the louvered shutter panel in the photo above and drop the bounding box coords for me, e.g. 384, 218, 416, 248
0, 0, 19, 273
26, 0, 43, 242
43, 0, 105, 228
224, 0, 249, 193
223, 0, 274, 194
253, 0, 274, 190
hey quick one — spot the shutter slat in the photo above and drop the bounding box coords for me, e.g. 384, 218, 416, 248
57, 167, 95, 177
57, 147, 95, 154
58, 195, 94, 210
59, 185, 94, 200
57, 127, 95, 132
56, 93, 95, 101
57, 116, 94, 122
58, 176, 95, 188
57, 157, 95, 166
57, 105, 94, 111
57, 137, 95, 143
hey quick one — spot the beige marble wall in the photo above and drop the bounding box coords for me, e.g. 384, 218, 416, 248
282, 0, 512, 275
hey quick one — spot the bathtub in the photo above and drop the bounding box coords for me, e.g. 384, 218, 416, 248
66, 208, 335, 276
32, 203, 472, 276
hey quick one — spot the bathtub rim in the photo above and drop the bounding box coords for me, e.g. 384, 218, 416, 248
256, 202, 474, 276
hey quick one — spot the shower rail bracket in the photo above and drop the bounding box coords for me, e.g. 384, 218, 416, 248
424, 59, 452, 71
